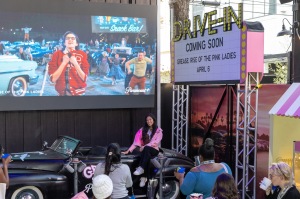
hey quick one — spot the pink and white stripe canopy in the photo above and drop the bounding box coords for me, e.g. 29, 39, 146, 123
269, 83, 300, 117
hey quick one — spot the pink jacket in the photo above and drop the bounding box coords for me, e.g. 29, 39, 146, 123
128, 127, 163, 152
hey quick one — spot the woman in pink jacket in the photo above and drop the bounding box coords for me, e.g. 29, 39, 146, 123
122, 113, 163, 187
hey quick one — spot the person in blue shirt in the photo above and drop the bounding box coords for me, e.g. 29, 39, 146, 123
174, 138, 232, 199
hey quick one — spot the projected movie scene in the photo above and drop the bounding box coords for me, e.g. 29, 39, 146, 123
0, 13, 156, 97
0, 0, 157, 110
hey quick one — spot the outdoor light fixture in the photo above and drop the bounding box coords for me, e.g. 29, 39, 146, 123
279, 0, 292, 4
202, 1, 221, 6
277, 18, 293, 37
189, 0, 221, 6
277, 18, 300, 40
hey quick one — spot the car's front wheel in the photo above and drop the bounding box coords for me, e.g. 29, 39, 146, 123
8, 76, 28, 96
156, 180, 180, 199
11, 186, 44, 199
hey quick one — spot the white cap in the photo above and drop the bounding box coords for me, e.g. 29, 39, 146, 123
92, 174, 113, 199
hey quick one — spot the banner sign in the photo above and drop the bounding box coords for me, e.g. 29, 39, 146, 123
174, 25, 241, 83
171, 3, 264, 84
91, 16, 147, 33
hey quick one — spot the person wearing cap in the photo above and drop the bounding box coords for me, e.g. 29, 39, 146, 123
92, 174, 113, 199
94, 143, 132, 199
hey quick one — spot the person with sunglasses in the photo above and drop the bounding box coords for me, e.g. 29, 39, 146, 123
264, 161, 300, 199
48, 31, 90, 96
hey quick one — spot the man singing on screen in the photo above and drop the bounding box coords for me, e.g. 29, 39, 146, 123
48, 31, 90, 96
125, 51, 152, 94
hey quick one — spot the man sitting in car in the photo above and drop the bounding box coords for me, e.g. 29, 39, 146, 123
16, 47, 32, 61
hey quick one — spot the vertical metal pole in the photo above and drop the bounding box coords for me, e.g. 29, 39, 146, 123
253, 72, 259, 197
235, 83, 240, 185
73, 159, 78, 195
159, 157, 165, 199
176, 86, 180, 152
170, 2, 175, 152
179, 86, 183, 154
172, 85, 175, 151
293, 141, 296, 180
185, 85, 189, 156
156, 0, 161, 127
293, 0, 300, 82
242, 75, 249, 199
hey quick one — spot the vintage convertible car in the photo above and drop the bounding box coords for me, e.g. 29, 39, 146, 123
0, 55, 39, 96
6, 136, 194, 199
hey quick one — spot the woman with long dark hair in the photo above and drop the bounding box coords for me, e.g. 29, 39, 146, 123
122, 113, 163, 187
94, 143, 132, 199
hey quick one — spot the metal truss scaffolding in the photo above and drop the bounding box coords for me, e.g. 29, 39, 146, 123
235, 72, 260, 199
171, 85, 189, 156
171, 73, 259, 198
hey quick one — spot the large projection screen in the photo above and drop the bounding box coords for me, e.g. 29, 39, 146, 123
0, 0, 157, 111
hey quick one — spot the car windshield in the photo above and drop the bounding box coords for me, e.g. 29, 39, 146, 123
50, 137, 78, 155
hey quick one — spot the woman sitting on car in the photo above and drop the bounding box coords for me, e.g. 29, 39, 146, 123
122, 113, 163, 188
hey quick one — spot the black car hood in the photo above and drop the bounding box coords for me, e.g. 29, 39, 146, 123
9, 150, 69, 172
162, 148, 193, 162
11, 149, 69, 161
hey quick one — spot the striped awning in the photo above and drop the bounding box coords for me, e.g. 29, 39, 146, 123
269, 83, 300, 117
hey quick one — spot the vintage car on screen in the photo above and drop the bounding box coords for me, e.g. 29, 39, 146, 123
6, 136, 194, 199
0, 55, 39, 96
